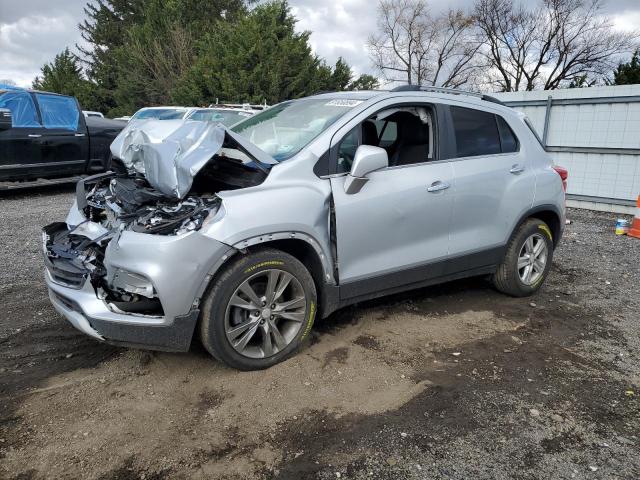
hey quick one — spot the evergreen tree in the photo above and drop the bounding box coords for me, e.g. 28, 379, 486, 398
613, 50, 640, 85
349, 74, 380, 91
35, 0, 369, 114
32, 48, 100, 111
78, 0, 144, 114
329, 57, 353, 91
172, 1, 352, 105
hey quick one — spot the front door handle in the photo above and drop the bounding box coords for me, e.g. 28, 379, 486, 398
510, 164, 525, 174
427, 181, 450, 193
28, 134, 42, 138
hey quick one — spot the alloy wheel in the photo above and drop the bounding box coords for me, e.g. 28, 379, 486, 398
517, 233, 548, 285
224, 269, 307, 359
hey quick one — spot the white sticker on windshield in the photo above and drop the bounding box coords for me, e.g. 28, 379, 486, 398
325, 99, 364, 107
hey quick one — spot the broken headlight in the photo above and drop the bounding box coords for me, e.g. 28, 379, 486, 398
131, 196, 221, 236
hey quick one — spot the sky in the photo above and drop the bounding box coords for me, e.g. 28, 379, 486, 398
1, 0, 639, 88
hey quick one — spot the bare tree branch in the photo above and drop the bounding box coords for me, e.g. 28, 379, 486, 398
474, 0, 639, 91
368, 0, 483, 87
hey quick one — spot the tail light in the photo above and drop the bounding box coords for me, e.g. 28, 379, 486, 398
553, 165, 568, 192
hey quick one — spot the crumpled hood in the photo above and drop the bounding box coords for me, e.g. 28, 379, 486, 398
110, 119, 276, 199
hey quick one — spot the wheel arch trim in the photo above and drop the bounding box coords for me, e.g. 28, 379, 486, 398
232, 232, 336, 285
510, 204, 564, 247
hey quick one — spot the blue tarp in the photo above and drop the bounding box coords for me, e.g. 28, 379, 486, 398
0, 83, 24, 91
0, 90, 40, 128
35, 93, 79, 131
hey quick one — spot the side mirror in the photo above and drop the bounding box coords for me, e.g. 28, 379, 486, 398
344, 145, 388, 195
0, 108, 12, 131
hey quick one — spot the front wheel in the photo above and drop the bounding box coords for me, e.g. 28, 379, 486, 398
199, 249, 317, 370
493, 218, 554, 297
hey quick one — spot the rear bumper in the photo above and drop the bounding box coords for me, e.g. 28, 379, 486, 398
45, 269, 199, 351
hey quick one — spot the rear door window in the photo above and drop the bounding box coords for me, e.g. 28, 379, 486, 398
35, 94, 80, 131
0, 91, 40, 128
451, 106, 501, 158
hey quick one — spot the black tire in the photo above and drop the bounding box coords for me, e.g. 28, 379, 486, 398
199, 248, 317, 370
493, 218, 554, 297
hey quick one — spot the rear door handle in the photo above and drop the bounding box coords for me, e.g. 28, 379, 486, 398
510, 164, 525, 174
427, 181, 450, 193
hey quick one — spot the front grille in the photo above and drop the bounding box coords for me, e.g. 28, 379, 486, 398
42, 222, 96, 290
47, 263, 86, 288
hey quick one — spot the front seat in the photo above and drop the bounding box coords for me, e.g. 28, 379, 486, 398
390, 116, 430, 166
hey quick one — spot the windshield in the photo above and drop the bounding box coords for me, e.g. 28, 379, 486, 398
132, 108, 188, 121
187, 109, 251, 126
232, 98, 361, 161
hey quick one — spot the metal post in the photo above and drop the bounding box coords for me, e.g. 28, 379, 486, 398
542, 95, 553, 147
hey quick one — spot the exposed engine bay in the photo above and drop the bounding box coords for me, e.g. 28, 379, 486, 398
82, 174, 221, 236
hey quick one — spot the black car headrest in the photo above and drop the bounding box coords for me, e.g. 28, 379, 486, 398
400, 116, 429, 146
362, 120, 379, 146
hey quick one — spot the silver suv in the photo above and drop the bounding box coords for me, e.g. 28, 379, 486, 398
43, 87, 566, 370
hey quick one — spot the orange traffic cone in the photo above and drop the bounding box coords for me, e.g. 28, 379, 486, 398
629, 195, 640, 239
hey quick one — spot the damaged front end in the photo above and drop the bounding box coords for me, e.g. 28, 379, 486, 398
43, 174, 223, 318
80, 173, 222, 237
42, 122, 272, 348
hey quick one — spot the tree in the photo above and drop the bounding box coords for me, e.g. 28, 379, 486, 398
568, 74, 597, 88
78, 0, 145, 113
349, 74, 381, 90
475, 0, 638, 91
32, 48, 100, 111
172, 1, 353, 105
110, 1, 198, 114
613, 50, 640, 85
329, 57, 353, 91
368, 0, 481, 87
78, 0, 247, 115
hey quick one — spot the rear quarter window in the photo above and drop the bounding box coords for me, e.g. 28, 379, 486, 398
496, 116, 519, 153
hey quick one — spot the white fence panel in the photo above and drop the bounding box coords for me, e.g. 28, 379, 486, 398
493, 86, 640, 212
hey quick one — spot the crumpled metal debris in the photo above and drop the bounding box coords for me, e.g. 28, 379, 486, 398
110, 120, 226, 199
110, 119, 275, 199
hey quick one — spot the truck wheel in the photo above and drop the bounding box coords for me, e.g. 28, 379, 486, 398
199, 249, 317, 370
493, 218, 554, 297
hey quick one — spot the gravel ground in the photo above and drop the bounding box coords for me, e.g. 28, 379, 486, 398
0, 188, 638, 480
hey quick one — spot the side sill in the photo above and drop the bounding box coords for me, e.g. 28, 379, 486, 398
338, 246, 504, 302
336, 265, 497, 310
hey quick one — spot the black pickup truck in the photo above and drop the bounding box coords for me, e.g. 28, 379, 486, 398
0, 86, 125, 185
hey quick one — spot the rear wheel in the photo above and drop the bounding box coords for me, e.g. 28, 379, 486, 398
493, 218, 554, 297
199, 249, 317, 370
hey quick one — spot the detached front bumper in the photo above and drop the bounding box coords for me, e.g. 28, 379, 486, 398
43, 223, 235, 352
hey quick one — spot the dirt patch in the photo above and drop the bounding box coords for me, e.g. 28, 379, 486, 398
1, 293, 523, 479
353, 335, 381, 351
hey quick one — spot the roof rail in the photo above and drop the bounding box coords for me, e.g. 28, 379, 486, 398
390, 85, 506, 107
